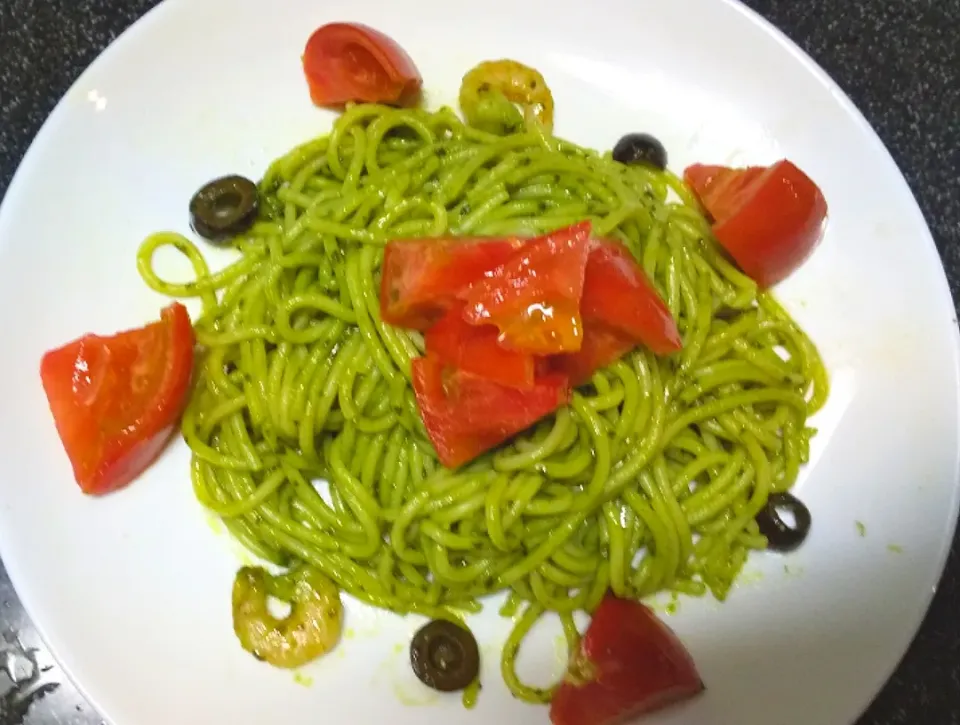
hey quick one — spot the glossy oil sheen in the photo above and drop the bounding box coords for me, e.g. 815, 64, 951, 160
0, 0, 957, 724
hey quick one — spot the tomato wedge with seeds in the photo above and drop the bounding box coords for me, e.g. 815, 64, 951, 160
381, 236, 523, 330
549, 324, 637, 387
425, 303, 535, 389
39, 303, 195, 495
684, 160, 828, 288
550, 594, 705, 725
459, 221, 593, 355
411, 356, 569, 468
302, 23, 423, 107
581, 241, 681, 356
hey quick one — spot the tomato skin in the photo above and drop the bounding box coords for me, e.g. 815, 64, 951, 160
460, 221, 593, 355
425, 304, 535, 389
550, 595, 704, 725
581, 241, 681, 355
684, 160, 828, 288
302, 23, 423, 106
549, 324, 636, 387
683, 164, 766, 222
39, 303, 195, 495
451, 367, 569, 435
411, 356, 569, 468
411, 356, 503, 468
381, 237, 523, 330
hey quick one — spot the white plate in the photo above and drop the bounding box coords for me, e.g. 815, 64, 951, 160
0, 0, 957, 723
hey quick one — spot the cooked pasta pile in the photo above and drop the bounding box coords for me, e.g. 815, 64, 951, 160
137, 102, 827, 701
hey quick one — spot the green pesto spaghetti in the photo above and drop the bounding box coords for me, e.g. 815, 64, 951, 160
136, 92, 827, 703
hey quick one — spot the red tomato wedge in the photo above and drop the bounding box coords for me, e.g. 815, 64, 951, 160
550, 595, 705, 725
459, 221, 593, 355
581, 241, 681, 355
425, 303, 535, 389
39, 303, 195, 495
302, 23, 423, 107
411, 356, 569, 468
683, 164, 766, 222
381, 237, 523, 330
550, 324, 637, 387
684, 160, 828, 288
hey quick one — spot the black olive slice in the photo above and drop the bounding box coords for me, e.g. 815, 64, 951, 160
756, 492, 812, 552
612, 133, 668, 170
189, 174, 259, 243
410, 619, 480, 692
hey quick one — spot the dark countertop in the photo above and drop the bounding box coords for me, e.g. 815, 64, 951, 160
1, 0, 958, 723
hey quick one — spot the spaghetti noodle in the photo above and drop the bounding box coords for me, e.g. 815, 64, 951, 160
136, 101, 827, 702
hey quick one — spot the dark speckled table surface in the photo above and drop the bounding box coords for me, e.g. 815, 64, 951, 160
1, 0, 959, 723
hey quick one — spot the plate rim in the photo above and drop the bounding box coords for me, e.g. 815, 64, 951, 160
0, 0, 958, 723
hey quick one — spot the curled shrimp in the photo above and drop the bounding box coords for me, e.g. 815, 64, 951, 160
232, 566, 343, 669
459, 59, 554, 134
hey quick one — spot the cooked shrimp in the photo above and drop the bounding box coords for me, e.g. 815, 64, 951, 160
232, 566, 343, 669
459, 60, 554, 134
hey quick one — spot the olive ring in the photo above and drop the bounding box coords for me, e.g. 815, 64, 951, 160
189, 174, 259, 243
410, 619, 480, 692
612, 132, 668, 171
755, 492, 812, 552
